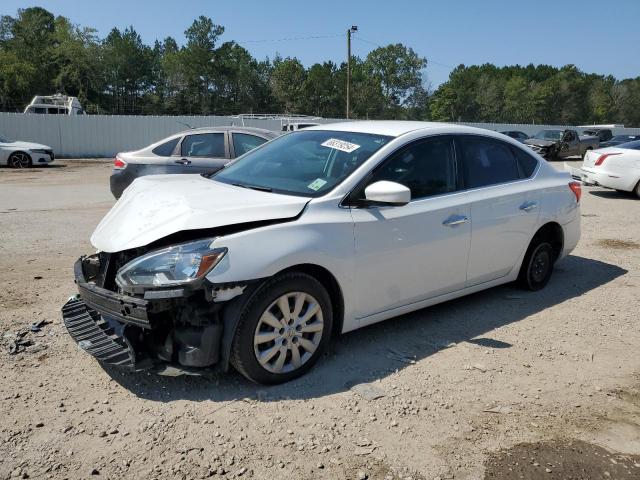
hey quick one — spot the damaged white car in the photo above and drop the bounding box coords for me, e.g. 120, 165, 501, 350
62, 122, 581, 384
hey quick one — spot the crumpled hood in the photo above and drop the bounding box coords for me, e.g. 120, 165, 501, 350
91, 174, 310, 252
524, 138, 556, 148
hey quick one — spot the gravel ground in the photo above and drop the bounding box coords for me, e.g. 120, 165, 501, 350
1, 160, 639, 480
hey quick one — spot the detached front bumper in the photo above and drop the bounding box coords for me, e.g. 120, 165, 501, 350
61, 256, 224, 372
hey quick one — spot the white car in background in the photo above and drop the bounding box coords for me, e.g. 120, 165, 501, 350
62, 121, 581, 385
0, 133, 54, 168
581, 140, 640, 197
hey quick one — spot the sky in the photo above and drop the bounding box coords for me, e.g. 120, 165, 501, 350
2, 0, 639, 88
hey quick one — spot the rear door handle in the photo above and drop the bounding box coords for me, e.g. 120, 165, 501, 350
443, 215, 469, 227
520, 201, 538, 212
175, 158, 191, 165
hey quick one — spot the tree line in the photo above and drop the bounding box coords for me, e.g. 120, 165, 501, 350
1, 7, 639, 126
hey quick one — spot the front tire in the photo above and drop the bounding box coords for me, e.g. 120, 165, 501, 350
230, 272, 333, 384
518, 241, 555, 291
8, 152, 32, 168
634, 180, 640, 199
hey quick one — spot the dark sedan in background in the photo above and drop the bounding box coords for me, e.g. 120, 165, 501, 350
110, 126, 279, 198
599, 134, 639, 148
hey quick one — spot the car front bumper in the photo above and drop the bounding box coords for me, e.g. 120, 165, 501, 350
61, 256, 224, 372
32, 151, 54, 165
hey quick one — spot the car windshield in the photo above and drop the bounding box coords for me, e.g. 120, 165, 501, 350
0, 134, 11, 142
533, 130, 562, 140
213, 130, 392, 197
618, 140, 640, 151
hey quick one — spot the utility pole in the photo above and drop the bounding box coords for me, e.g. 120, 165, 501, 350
346, 25, 357, 119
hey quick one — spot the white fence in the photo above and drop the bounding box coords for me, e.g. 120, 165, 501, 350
0, 112, 639, 158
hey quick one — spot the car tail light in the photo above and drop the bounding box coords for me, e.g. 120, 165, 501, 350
113, 156, 127, 169
569, 182, 581, 202
594, 152, 621, 166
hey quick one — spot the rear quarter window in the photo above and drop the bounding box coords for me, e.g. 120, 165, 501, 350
512, 147, 539, 178
152, 137, 180, 156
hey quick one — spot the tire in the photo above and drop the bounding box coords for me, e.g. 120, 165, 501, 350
634, 181, 640, 199
517, 240, 555, 291
8, 152, 32, 168
230, 272, 333, 384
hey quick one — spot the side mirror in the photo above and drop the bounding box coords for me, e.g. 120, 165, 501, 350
363, 181, 411, 207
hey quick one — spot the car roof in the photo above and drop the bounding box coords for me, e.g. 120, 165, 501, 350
305, 120, 509, 138
177, 126, 278, 137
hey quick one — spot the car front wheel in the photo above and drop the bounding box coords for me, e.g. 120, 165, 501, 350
230, 272, 333, 384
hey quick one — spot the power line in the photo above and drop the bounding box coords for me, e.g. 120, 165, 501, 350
352, 35, 457, 70
235, 33, 342, 44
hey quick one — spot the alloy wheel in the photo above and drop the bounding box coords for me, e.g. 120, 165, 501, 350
253, 292, 324, 374
10, 153, 31, 168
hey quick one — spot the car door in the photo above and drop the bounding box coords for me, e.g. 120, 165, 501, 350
229, 132, 270, 158
349, 136, 472, 322
455, 135, 541, 286
176, 131, 230, 174
559, 130, 579, 158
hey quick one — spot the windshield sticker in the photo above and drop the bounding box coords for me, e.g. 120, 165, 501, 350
321, 138, 360, 153
307, 178, 328, 191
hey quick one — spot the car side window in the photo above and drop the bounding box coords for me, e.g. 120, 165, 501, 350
152, 137, 180, 157
367, 136, 456, 200
457, 136, 520, 189
511, 147, 539, 178
232, 133, 267, 157
181, 133, 225, 157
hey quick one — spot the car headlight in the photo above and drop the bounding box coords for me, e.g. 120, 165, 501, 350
115, 238, 227, 289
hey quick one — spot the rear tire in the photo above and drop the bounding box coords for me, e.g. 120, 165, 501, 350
230, 272, 333, 385
518, 240, 555, 291
634, 180, 640, 199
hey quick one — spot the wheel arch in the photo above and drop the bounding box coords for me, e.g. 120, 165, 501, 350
276, 263, 345, 338
531, 221, 564, 262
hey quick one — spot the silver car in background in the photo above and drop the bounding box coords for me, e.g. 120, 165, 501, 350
110, 126, 279, 198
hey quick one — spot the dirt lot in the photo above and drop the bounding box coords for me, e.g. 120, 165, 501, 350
1, 160, 640, 480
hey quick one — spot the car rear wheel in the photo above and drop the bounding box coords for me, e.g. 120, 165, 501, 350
634, 180, 640, 199
230, 272, 333, 384
518, 240, 555, 291
8, 152, 32, 168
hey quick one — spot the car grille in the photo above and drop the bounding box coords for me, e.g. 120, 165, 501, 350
62, 297, 135, 369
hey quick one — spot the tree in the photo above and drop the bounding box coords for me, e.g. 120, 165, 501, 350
181, 16, 224, 114
364, 44, 427, 117
270, 56, 306, 113
51, 17, 102, 110
101, 27, 154, 113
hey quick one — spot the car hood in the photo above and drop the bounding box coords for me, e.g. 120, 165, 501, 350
2, 140, 52, 150
524, 138, 556, 147
91, 175, 310, 252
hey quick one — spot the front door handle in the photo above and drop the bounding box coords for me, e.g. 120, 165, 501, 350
520, 201, 538, 212
175, 158, 191, 165
443, 215, 469, 227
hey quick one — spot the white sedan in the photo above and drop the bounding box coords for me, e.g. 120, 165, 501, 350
581, 140, 640, 197
62, 121, 581, 384
0, 133, 54, 168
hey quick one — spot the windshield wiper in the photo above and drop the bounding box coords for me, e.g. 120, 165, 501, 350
231, 183, 273, 192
